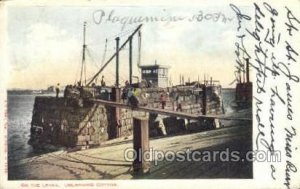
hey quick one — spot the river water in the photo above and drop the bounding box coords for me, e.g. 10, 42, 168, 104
7, 94, 62, 165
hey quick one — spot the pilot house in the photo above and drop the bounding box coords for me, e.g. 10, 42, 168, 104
140, 62, 169, 88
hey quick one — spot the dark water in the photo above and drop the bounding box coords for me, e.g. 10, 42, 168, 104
7, 89, 236, 163
8, 95, 35, 162
7, 94, 61, 164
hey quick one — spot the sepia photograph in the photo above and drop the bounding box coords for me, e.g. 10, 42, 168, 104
1, 1, 299, 188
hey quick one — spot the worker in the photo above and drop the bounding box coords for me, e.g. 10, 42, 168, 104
101, 76, 106, 87
127, 88, 139, 107
56, 83, 60, 98
122, 81, 130, 103
160, 93, 166, 109
148, 80, 153, 88
175, 93, 182, 111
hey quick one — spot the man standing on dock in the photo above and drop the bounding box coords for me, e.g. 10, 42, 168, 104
175, 93, 182, 111
101, 76, 106, 87
56, 83, 60, 98
160, 92, 166, 109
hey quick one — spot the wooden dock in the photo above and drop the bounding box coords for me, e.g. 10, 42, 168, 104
9, 124, 252, 179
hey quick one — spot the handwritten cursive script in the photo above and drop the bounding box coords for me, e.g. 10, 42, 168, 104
230, 2, 300, 187
92, 9, 234, 30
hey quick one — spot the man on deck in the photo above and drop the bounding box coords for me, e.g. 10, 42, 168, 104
160, 92, 166, 109
101, 76, 106, 87
56, 83, 60, 98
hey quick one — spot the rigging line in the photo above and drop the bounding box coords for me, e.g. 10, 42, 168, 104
83, 55, 87, 85
80, 22, 87, 85
88, 38, 115, 46
86, 66, 128, 86
88, 47, 113, 63
86, 71, 105, 84
87, 47, 103, 61
74, 49, 83, 85
86, 45, 126, 77
118, 72, 129, 83
101, 39, 108, 67
86, 48, 103, 83
100, 71, 116, 85
108, 26, 137, 40
103, 65, 128, 83
86, 47, 101, 69
89, 47, 121, 52
87, 26, 137, 46
102, 28, 138, 47
116, 26, 137, 36
228, 78, 237, 86
90, 45, 129, 83
85, 64, 115, 84
86, 24, 142, 86
84, 56, 87, 85
88, 43, 129, 63
115, 30, 134, 39
87, 44, 117, 64
80, 56, 84, 84
86, 46, 126, 79
106, 56, 130, 82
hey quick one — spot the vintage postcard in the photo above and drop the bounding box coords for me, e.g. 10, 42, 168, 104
0, 0, 299, 188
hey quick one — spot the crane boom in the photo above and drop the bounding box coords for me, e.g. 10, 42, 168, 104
86, 24, 143, 86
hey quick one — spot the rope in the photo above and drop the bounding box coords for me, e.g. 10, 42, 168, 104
101, 39, 108, 67
74, 49, 82, 85
86, 48, 101, 69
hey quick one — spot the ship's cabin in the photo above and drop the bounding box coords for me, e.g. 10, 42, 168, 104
140, 63, 169, 88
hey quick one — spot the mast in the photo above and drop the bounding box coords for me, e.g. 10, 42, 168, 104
137, 30, 141, 68
115, 37, 120, 87
80, 21, 87, 86
246, 58, 250, 83
129, 36, 133, 85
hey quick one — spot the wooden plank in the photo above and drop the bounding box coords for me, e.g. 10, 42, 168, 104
92, 99, 252, 121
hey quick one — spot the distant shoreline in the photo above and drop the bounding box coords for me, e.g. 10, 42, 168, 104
7, 90, 57, 95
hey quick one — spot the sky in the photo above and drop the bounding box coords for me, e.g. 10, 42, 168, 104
6, 4, 249, 89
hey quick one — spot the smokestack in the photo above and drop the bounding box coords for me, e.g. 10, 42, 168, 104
129, 36, 133, 85
246, 58, 250, 83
